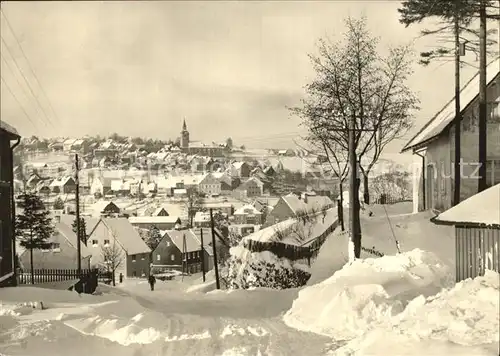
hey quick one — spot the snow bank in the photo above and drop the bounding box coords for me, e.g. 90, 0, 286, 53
186, 280, 217, 293
283, 249, 453, 340
333, 270, 500, 355
0, 286, 115, 306
64, 312, 163, 346
226, 246, 310, 289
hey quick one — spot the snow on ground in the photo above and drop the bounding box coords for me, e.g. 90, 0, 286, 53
309, 208, 455, 286
284, 249, 453, 339
1, 281, 330, 355
284, 249, 500, 355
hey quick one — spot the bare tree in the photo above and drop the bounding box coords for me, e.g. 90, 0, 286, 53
291, 16, 419, 205
185, 187, 203, 228
101, 239, 123, 286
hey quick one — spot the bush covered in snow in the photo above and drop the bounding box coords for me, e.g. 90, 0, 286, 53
222, 247, 310, 289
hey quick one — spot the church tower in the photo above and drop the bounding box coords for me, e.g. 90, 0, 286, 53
181, 119, 190, 149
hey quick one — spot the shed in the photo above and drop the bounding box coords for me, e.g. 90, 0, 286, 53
431, 183, 500, 282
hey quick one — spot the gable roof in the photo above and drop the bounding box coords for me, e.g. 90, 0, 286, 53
432, 183, 500, 227
128, 216, 181, 224
0, 120, 20, 138
234, 204, 262, 215
59, 214, 100, 234
402, 58, 500, 153
55, 222, 93, 258
96, 218, 151, 254
164, 229, 201, 253
281, 193, 334, 214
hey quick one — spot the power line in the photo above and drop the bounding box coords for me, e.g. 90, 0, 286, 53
1, 35, 55, 128
1, 8, 60, 125
1, 52, 45, 124
0, 75, 38, 129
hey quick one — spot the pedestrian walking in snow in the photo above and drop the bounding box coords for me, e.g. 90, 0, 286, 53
148, 274, 156, 291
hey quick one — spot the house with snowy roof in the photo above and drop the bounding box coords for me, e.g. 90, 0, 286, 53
128, 215, 182, 230
193, 211, 211, 228
90, 201, 122, 217
402, 58, 500, 213
151, 228, 204, 274
432, 183, 500, 282
86, 217, 151, 278
49, 176, 76, 194
90, 176, 113, 196
227, 161, 251, 178
264, 192, 334, 226
17, 220, 93, 270
233, 204, 263, 225
234, 177, 264, 198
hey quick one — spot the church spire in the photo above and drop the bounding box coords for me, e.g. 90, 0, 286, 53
182, 118, 187, 131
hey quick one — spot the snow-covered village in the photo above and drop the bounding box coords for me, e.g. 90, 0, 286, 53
1, 1, 499, 356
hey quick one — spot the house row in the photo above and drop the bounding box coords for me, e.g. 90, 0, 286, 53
23, 160, 70, 179
88, 172, 267, 200
24, 174, 77, 195
17, 214, 151, 280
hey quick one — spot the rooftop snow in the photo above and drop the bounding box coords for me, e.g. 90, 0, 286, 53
433, 183, 500, 226
402, 58, 500, 152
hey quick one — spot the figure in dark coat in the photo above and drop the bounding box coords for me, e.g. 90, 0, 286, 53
148, 275, 156, 291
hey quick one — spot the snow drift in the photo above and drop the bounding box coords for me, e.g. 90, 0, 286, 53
225, 245, 310, 289
284, 248, 499, 355
283, 249, 454, 340
333, 270, 500, 355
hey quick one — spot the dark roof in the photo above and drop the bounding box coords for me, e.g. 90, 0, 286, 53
0, 121, 20, 139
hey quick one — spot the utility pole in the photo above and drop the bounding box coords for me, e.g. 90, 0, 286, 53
209, 208, 220, 289
75, 154, 82, 275
348, 112, 361, 262
478, 0, 488, 192
453, 7, 462, 207
200, 228, 206, 282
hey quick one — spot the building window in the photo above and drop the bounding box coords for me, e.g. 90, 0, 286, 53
166, 241, 170, 247
487, 100, 500, 123
170, 254, 175, 261
51, 243, 61, 252
132, 255, 136, 262
92, 239, 98, 247
486, 159, 500, 187
157, 254, 161, 261
104, 239, 110, 246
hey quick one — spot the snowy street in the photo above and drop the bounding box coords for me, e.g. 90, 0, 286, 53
0, 283, 332, 356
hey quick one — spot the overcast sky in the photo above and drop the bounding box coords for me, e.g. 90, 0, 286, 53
0, 1, 497, 157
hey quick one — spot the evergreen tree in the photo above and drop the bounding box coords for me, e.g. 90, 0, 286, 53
398, 0, 498, 66
145, 225, 162, 250
71, 217, 87, 245
15, 193, 54, 284
53, 197, 65, 210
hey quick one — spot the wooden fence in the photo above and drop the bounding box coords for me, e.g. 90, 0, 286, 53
243, 217, 339, 266
455, 226, 500, 282
18, 268, 100, 294
243, 239, 312, 261
373, 194, 411, 205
